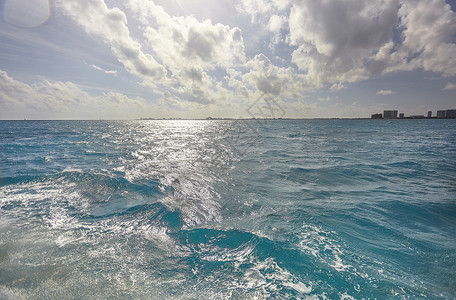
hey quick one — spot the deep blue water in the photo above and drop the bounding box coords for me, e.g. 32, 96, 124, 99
0, 119, 455, 299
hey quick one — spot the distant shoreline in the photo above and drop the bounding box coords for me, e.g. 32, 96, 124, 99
2, 117, 455, 121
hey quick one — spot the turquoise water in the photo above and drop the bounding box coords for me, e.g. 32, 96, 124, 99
0, 119, 455, 299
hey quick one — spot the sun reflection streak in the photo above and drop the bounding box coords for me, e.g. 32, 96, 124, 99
118, 120, 234, 228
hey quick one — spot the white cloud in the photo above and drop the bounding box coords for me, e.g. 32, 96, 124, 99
142, 15, 245, 79
236, 0, 290, 48
288, 0, 399, 86
236, 0, 289, 23
443, 82, 456, 90
0, 69, 149, 119
44, 0, 456, 114
57, 0, 165, 82
329, 83, 347, 91
57, 0, 250, 105
126, 0, 249, 104
91, 64, 118, 75
372, 0, 456, 76
144, 16, 245, 70
267, 14, 287, 46
242, 53, 303, 97
62, 0, 247, 106
287, 0, 456, 87
268, 15, 285, 34
392, 0, 456, 76
236, 0, 455, 95
0, 69, 250, 119
376, 89, 395, 95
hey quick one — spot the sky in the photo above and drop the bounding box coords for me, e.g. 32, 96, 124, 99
0, 0, 455, 119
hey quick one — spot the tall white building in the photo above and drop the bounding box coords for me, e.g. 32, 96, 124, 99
383, 110, 398, 119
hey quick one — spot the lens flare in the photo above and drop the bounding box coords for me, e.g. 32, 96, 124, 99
3, 0, 50, 28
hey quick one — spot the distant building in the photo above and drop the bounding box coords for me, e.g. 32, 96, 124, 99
437, 110, 447, 118
437, 109, 456, 118
447, 109, 456, 118
371, 109, 455, 119
383, 110, 398, 119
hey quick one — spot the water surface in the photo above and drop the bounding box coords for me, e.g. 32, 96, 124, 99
0, 119, 455, 299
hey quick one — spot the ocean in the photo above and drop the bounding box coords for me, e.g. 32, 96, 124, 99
0, 119, 455, 299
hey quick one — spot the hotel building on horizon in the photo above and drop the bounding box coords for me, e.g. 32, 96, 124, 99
372, 109, 456, 119
383, 110, 398, 119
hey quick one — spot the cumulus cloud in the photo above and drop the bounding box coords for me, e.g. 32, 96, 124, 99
267, 14, 287, 46
57, 0, 165, 82
141, 15, 245, 86
384, 0, 456, 76
0, 69, 249, 119
289, 0, 399, 86
236, 0, 289, 23
285, 0, 456, 87
329, 83, 347, 91
268, 15, 285, 34
56, 0, 251, 105
0, 69, 148, 119
54, 0, 456, 109
128, 0, 248, 104
242, 53, 302, 97
131, 2, 238, 62
376, 89, 395, 95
